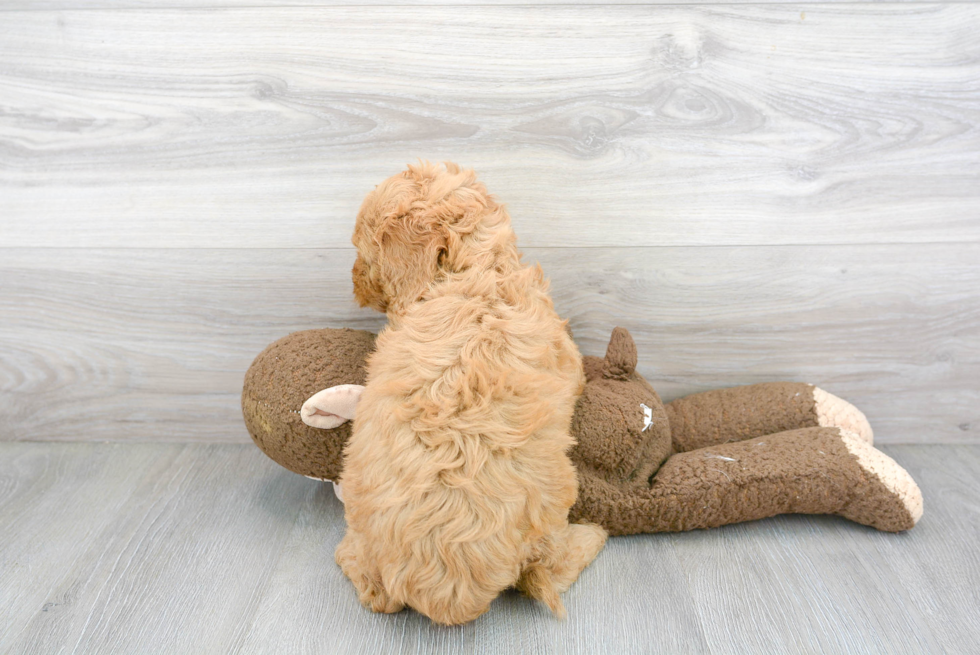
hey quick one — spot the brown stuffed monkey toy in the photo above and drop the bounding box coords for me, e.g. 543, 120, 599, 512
242, 327, 922, 535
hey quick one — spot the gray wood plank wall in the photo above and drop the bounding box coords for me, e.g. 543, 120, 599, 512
2, 5, 978, 445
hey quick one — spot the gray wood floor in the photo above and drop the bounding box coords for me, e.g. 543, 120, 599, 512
0, 441, 976, 654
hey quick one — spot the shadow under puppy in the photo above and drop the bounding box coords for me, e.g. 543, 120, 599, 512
337, 162, 607, 625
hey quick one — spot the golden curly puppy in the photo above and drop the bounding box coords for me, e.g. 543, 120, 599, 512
336, 161, 607, 625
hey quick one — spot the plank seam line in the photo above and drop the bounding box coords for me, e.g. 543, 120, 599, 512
2, 241, 980, 251
1, 2, 976, 11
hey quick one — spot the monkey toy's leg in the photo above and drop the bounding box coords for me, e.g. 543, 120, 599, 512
572, 426, 922, 536
664, 382, 873, 453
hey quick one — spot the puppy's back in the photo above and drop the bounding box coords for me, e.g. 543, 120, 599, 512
342, 290, 583, 624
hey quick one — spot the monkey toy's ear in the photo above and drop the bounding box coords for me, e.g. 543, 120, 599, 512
301, 384, 364, 429
603, 327, 638, 380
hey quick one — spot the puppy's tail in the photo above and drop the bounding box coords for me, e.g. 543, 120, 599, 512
517, 563, 568, 618
516, 522, 608, 619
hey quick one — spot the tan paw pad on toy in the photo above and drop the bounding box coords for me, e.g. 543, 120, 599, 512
814, 387, 874, 444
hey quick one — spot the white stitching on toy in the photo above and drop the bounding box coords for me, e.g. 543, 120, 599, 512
640, 403, 653, 432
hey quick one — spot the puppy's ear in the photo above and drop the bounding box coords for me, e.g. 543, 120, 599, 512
374, 211, 450, 308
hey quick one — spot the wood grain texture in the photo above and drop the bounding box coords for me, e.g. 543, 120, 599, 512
239, 467, 709, 655
1, 244, 977, 445
0, 442, 314, 654
0, 442, 977, 653
4, 0, 965, 8
667, 443, 980, 654
0, 442, 179, 643
1, 6, 978, 247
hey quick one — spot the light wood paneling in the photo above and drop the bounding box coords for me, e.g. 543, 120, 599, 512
2, 244, 977, 444
0, 442, 976, 653
2, 0, 963, 8
1, 1, 975, 650
1, 6, 978, 248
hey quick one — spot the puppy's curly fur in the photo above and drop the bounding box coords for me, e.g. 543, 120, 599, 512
337, 162, 607, 625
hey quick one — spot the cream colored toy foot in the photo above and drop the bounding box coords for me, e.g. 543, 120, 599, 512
836, 429, 923, 530
301, 384, 364, 429
812, 386, 874, 445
